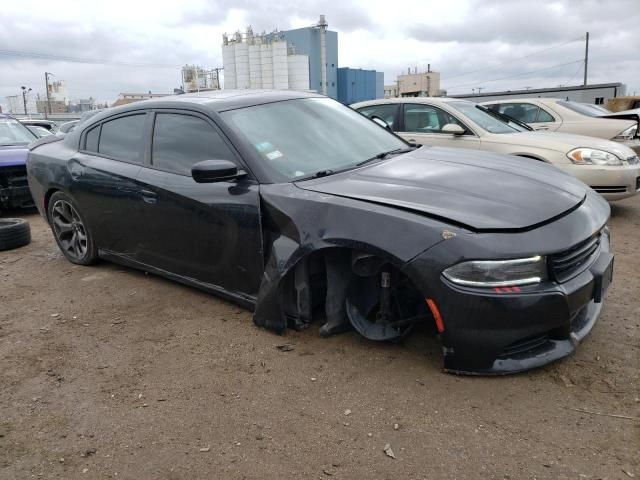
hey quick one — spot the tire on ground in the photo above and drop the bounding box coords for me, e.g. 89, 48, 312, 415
0, 218, 31, 251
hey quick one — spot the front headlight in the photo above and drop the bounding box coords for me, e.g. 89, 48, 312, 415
567, 148, 623, 166
442, 255, 548, 287
613, 124, 638, 141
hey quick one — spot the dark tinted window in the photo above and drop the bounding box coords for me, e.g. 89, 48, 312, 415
84, 125, 100, 152
357, 104, 400, 130
98, 114, 146, 163
152, 113, 234, 175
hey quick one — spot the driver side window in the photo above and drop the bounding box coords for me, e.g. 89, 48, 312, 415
403, 104, 465, 134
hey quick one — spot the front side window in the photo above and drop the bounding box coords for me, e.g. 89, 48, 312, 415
222, 97, 407, 181
357, 104, 400, 130
496, 103, 540, 123
152, 113, 234, 176
403, 104, 465, 133
98, 114, 146, 163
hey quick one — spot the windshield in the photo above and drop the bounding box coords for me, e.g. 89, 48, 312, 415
0, 118, 36, 145
447, 101, 519, 134
221, 97, 407, 181
557, 100, 610, 117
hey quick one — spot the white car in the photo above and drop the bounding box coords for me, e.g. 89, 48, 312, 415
352, 97, 640, 201
481, 98, 640, 154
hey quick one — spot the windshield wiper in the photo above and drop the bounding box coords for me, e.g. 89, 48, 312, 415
356, 146, 417, 166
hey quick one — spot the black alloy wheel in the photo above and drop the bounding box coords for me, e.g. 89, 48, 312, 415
48, 192, 97, 265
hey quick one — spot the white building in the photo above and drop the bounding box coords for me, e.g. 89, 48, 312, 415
222, 28, 310, 92
4, 94, 38, 114
48, 80, 68, 103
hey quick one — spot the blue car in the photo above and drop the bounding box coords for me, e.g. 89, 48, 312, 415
0, 114, 37, 210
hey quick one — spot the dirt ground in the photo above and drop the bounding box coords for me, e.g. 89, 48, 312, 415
1, 198, 638, 480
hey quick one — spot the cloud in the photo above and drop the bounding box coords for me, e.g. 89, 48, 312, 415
0, 0, 639, 109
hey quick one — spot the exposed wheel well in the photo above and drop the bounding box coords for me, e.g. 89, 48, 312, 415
280, 247, 433, 339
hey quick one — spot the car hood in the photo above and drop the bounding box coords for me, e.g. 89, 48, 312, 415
501, 131, 637, 158
297, 146, 587, 231
0, 145, 29, 167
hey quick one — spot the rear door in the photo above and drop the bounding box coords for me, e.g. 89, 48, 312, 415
136, 110, 263, 298
397, 103, 481, 149
71, 112, 149, 258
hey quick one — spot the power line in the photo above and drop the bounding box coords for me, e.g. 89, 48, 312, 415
446, 59, 584, 92
560, 61, 585, 87
0, 49, 191, 69
443, 36, 584, 81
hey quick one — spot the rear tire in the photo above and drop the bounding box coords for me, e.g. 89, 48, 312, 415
0, 218, 31, 251
47, 191, 98, 265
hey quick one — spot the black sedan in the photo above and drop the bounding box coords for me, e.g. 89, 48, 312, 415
26, 90, 613, 375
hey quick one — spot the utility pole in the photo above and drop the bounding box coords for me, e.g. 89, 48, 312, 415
44, 72, 53, 118
477, 87, 484, 94
395, 78, 401, 98
21, 86, 32, 115
583, 32, 589, 86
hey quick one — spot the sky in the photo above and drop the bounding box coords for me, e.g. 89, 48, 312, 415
1, 0, 639, 110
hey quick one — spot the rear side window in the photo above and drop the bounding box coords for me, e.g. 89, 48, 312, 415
84, 125, 100, 152
98, 114, 146, 163
151, 113, 234, 176
536, 108, 555, 122
498, 103, 540, 123
357, 104, 400, 130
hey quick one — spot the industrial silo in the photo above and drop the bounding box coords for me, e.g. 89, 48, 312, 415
249, 42, 262, 89
287, 54, 310, 91
260, 42, 274, 89
234, 40, 250, 89
272, 40, 289, 90
221, 42, 236, 89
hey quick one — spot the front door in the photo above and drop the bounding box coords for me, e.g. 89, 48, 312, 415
397, 103, 482, 149
136, 111, 264, 298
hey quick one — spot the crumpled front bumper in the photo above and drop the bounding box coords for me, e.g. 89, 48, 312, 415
437, 232, 613, 375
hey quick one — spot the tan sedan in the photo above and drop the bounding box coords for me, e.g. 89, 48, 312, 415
481, 98, 640, 154
352, 97, 640, 201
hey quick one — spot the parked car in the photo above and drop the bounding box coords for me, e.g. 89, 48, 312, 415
0, 114, 37, 210
27, 91, 613, 375
352, 97, 640, 201
481, 98, 640, 154
57, 120, 79, 136
20, 119, 59, 134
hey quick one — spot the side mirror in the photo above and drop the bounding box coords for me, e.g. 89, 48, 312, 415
442, 123, 466, 136
191, 160, 245, 183
370, 115, 392, 131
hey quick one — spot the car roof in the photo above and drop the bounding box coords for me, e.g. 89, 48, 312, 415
108, 90, 324, 116
480, 98, 564, 105
352, 97, 469, 108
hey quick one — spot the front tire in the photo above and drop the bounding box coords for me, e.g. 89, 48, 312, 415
47, 191, 98, 265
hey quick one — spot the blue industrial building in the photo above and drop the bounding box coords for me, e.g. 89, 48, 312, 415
337, 68, 384, 104
280, 27, 339, 99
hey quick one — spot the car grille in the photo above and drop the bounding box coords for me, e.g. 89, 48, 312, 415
0, 165, 29, 188
550, 233, 601, 282
592, 186, 627, 194
497, 333, 550, 359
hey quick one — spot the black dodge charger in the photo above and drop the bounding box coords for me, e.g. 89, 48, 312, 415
26, 90, 614, 375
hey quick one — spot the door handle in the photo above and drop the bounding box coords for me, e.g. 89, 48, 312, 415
141, 189, 157, 204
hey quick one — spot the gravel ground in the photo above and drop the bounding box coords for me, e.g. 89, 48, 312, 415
0, 198, 638, 480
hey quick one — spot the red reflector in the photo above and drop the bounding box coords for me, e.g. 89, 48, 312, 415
425, 298, 445, 333
512, 286, 521, 293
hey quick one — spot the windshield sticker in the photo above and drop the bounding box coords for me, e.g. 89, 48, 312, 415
255, 141, 274, 153
266, 150, 283, 160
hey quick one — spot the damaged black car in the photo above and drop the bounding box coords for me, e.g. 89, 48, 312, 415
26, 91, 613, 375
